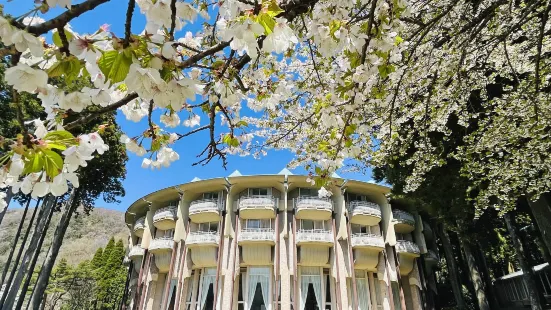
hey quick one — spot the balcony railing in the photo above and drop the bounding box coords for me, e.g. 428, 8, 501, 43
186, 231, 220, 245
296, 229, 334, 244
392, 210, 415, 226
351, 233, 385, 248
239, 195, 277, 209
238, 228, 276, 243
153, 206, 177, 223
189, 199, 222, 214
128, 244, 144, 258
133, 217, 145, 231
149, 237, 174, 252
396, 240, 420, 255
295, 196, 333, 211
349, 201, 382, 217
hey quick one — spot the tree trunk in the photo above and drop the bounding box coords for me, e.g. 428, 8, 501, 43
0, 190, 13, 228
0, 197, 32, 287
459, 237, 490, 310
437, 223, 466, 310
30, 189, 80, 310
15, 201, 55, 310
2, 196, 56, 309
504, 213, 544, 310
526, 195, 551, 263
475, 246, 500, 310
0, 199, 42, 308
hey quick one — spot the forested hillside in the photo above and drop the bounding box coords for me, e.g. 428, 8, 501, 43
0, 207, 128, 269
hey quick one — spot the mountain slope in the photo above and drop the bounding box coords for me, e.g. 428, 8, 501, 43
0, 206, 128, 269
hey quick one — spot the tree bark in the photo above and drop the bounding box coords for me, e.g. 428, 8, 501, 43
526, 195, 551, 263
30, 189, 80, 310
0, 190, 13, 228
15, 200, 55, 310
0, 199, 42, 308
0, 197, 32, 287
459, 237, 490, 310
2, 195, 56, 309
475, 246, 500, 310
504, 213, 544, 310
437, 223, 466, 310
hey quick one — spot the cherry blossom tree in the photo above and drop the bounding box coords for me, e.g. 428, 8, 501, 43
0, 0, 549, 219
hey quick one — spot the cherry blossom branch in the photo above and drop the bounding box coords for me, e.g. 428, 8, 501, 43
25, 0, 110, 35
300, 15, 324, 90
123, 0, 136, 48
180, 41, 231, 68
57, 27, 70, 56
64, 93, 139, 130
169, 0, 177, 40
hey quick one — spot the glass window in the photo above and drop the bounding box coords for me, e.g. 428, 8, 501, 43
352, 224, 371, 234
299, 188, 318, 197
203, 192, 219, 200
348, 193, 368, 201
391, 282, 402, 310
198, 222, 218, 232
247, 219, 261, 229
301, 220, 326, 230
250, 188, 269, 196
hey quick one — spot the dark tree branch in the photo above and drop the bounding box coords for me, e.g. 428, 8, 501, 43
180, 41, 231, 68
301, 15, 324, 90
147, 101, 156, 140
169, 0, 177, 41
64, 93, 139, 130
123, 0, 136, 48
193, 103, 227, 168
26, 0, 110, 35
57, 27, 70, 56
176, 125, 209, 140
534, 0, 551, 122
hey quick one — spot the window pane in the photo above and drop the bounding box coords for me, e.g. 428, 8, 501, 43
302, 220, 314, 230
248, 219, 260, 229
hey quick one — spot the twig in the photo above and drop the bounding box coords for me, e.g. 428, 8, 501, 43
300, 15, 324, 90
123, 0, 136, 48
180, 41, 231, 68
176, 125, 210, 140
533, 0, 551, 122
147, 100, 156, 140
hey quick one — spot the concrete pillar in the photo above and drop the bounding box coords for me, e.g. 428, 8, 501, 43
369, 272, 378, 310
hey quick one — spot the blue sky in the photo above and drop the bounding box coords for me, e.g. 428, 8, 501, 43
4, 1, 374, 212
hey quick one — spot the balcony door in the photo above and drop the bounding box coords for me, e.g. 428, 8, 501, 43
246, 267, 271, 310
355, 270, 371, 310
300, 267, 323, 310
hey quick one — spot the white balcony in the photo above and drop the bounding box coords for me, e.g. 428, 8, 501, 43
149, 237, 174, 254
133, 217, 145, 237
153, 206, 177, 230
186, 231, 220, 248
392, 210, 416, 233
238, 228, 276, 245
296, 229, 334, 246
128, 244, 144, 259
239, 195, 277, 219
351, 233, 385, 250
189, 199, 222, 223
396, 240, 420, 275
349, 201, 382, 225
295, 196, 333, 220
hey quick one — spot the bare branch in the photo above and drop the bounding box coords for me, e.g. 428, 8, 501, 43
176, 125, 210, 140
57, 27, 70, 56
147, 101, 156, 140
180, 41, 231, 68
123, 0, 136, 48
300, 15, 324, 90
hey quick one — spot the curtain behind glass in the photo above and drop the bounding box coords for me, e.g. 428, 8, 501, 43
248, 267, 271, 310
356, 278, 370, 310
200, 269, 216, 310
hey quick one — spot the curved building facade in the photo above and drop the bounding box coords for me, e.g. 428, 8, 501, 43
124, 173, 438, 310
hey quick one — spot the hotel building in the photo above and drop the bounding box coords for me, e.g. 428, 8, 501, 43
124, 171, 439, 310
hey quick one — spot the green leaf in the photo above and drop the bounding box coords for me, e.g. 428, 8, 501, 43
44, 130, 75, 142
22, 152, 44, 175
256, 13, 275, 35
98, 50, 133, 84
42, 149, 64, 178
47, 143, 68, 151
394, 36, 404, 45
235, 120, 248, 127
266, 0, 284, 17
47, 61, 66, 78
52, 29, 74, 47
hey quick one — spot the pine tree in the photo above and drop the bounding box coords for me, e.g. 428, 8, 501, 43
90, 248, 103, 271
